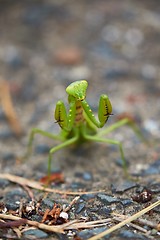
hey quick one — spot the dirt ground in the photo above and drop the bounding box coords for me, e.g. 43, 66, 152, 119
0, 1, 160, 239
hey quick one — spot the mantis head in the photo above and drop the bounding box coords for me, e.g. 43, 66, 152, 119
66, 80, 88, 101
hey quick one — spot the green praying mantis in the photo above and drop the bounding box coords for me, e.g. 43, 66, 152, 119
24, 80, 143, 177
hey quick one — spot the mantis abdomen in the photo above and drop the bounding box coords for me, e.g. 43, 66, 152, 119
75, 101, 85, 126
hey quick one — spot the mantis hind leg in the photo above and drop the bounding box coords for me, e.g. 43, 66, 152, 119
97, 118, 144, 142
24, 128, 62, 159
82, 132, 128, 177
48, 133, 78, 176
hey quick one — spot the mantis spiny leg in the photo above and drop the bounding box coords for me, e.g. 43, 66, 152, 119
97, 118, 145, 142
24, 128, 62, 159
82, 128, 128, 176
48, 132, 78, 176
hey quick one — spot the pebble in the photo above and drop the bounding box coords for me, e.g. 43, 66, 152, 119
125, 28, 144, 47
149, 182, 160, 193
75, 201, 85, 214
141, 64, 157, 80
31, 214, 43, 223
5, 188, 27, 200
115, 158, 129, 168
76, 227, 109, 239
0, 179, 10, 188
70, 182, 86, 189
97, 194, 119, 205
83, 172, 93, 181
120, 198, 133, 206
5, 202, 20, 211
104, 68, 130, 80
80, 193, 96, 201
119, 229, 147, 239
35, 144, 50, 154
141, 159, 160, 175
41, 198, 55, 209
59, 211, 68, 220
2, 153, 15, 161
143, 119, 159, 136
101, 25, 121, 43
90, 41, 118, 60
97, 206, 111, 216
54, 47, 83, 65
154, 205, 160, 214
75, 171, 93, 181
0, 130, 14, 139
0, 45, 23, 69
23, 229, 48, 238
5, 189, 28, 210
111, 181, 138, 194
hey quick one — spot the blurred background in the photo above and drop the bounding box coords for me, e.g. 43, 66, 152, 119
0, 0, 160, 174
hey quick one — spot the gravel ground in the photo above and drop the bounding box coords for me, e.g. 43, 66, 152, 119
0, 1, 160, 239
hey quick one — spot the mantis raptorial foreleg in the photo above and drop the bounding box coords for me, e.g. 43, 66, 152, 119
25, 100, 76, 159
55, 99, 76, 131
81, 94, 112, 128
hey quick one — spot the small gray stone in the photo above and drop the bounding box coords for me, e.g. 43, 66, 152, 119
2, 153, 15, 161
141, 159, 160, 175
149, 182, 160, 193
0, 179, 10, 188
97, 206, 111, 216
97, 194, 119, 205
5, 188, 27, 200
112, 181, 138, 194
83, 172, 93, 181
77, 227, 109, 239
120, 198, 133, 206
41, 198, 54, 208
80, 193, 96, 201
75, 201, 85, 214
0, 130, 14, 138
119, 229, 147, 239
6, 202, 20, 211
70, 182, 86, 189
35, 144, 50, 154
23, 229, 48, 238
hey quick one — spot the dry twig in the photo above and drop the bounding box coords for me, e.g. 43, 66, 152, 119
0, 173, 105, 195
0, 79, 22, 136
113, 212, 160, 231
0, 213, 64, 233
0, 214, 111, 233
63, 196, 80, 212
